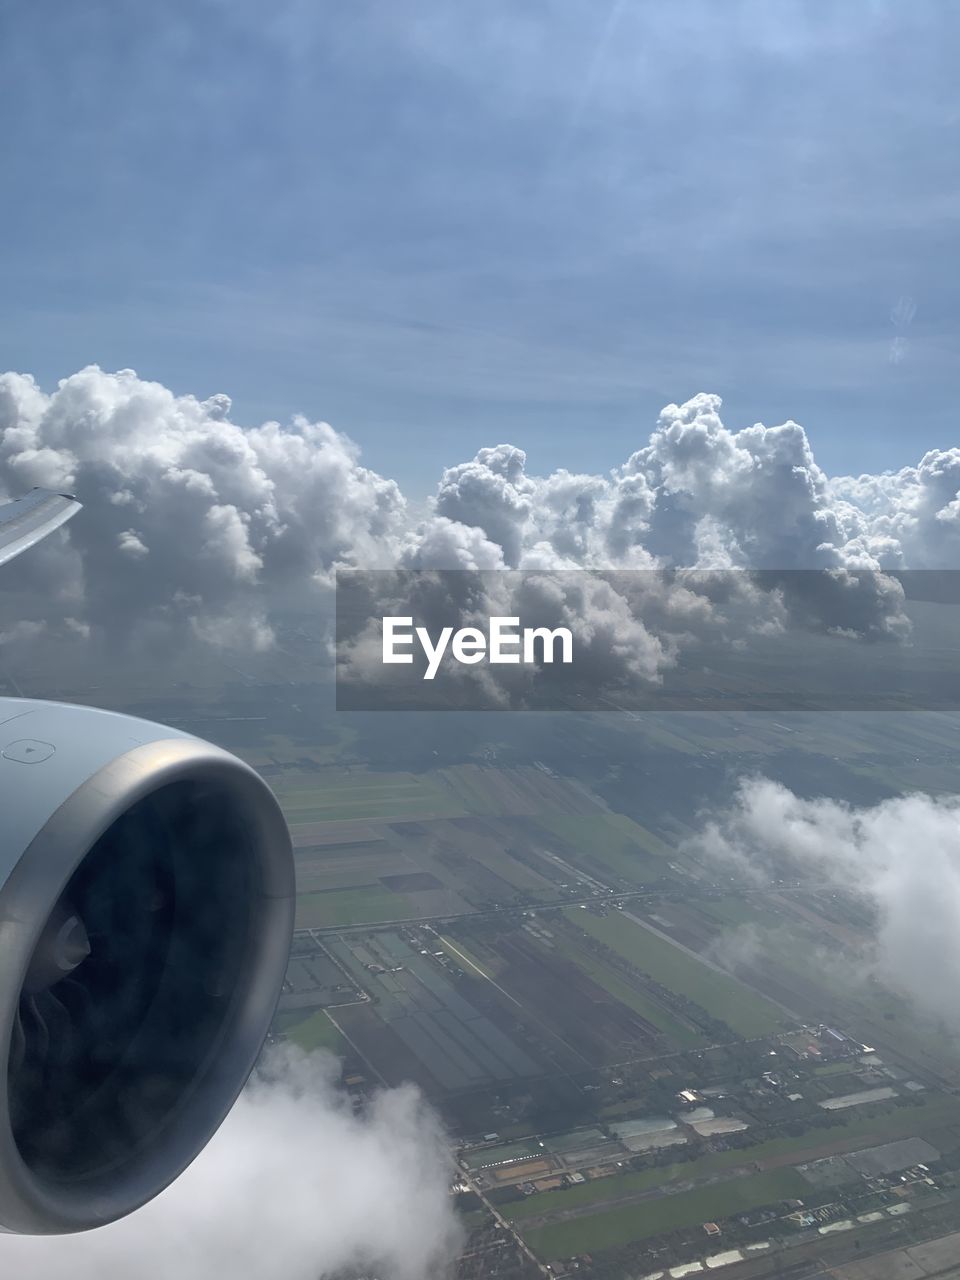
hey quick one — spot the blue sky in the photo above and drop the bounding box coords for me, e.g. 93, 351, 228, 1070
1, 0, 958, 495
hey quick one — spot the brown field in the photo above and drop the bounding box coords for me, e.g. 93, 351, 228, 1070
490, 1159, 555, 1183
454, 927, 668, 1068
332, 1003, 439, 1094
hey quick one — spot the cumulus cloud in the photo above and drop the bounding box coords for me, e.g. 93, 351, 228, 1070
832, 447, 960, 571
0, 366, 406, 651
336, 567, 693, 708
3, 364, 952, 671
0, 1044, 462, 1280
428, 394, 884, 576
695, 778, 960, 1032
423, 395, 917, 640
434, 444, 534, 569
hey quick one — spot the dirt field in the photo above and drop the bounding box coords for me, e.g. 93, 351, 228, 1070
457, 926, 668, 1067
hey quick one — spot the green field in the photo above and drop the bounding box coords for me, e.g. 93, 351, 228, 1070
541, 813, 676, 884
568, 909, 784, 1037
697, 897, 771, 929
814, 1061, 853, 1078
523, 1167, 808, 1258
295, 886, 413, 928
278, 771, 466, 822
281, 1009, 347, 1055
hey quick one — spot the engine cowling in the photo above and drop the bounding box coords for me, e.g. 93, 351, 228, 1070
0, 698, 294, 1234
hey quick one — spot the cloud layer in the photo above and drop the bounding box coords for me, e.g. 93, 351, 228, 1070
0, 1045, 462, 1280
2, 366, 954, 665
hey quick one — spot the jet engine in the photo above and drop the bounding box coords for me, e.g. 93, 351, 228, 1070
0, 697, 295, 1234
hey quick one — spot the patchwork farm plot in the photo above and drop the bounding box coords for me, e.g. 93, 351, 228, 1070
567, 907, 786, 1039
522, 1168, 811, 1259
322, 931, 545, 1094
440, 919, 694, 1067
275, 761, 694, 930
266, 744, 960, 1280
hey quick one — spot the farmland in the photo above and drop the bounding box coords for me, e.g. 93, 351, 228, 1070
274, 771, 465, 822
321, 931, 544, 1093
295, 886, 415, 928
624, 891, 960, 1082
279, 1009, 346, 1055
567, 908, 785, 1038
523, 1168, 810, 1258
237, 704, 960, 1279
535, 812, 682, 886
442, 915, 704, 1066
551, 929, 705, 1049
277, 762, 671, 928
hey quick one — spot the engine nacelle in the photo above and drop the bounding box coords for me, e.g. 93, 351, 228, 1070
0, 698, 294, 1234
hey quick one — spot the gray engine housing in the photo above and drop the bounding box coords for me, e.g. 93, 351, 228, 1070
0, 698, 294, 1234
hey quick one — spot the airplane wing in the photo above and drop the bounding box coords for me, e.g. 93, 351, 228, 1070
0, 488, 82, 567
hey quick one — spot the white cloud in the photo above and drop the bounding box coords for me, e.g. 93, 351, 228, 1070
0, 366, 407, 647
117, 529, 149, 558
0, 1045, 462, 1280
695, 777, 960, 1030
4, 364, 953, 666
832, 447, 960, 570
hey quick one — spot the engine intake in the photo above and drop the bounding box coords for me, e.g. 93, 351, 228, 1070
0, 699, 294, 1234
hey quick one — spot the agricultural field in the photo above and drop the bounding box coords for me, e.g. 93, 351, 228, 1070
552, 928, 706, 1050
277, 1009, 347, 1055
295, 886, 417, 929
443, 917, 695, 1067
322, 931, 544, 1094
435, 763, 598, 818
567, 908, 786, 1038
641, 892, 960, 1082
389, 816, 562, 904
522, 1167, 809, 1258
276, 758, 697, 932
535, 812, 683, 886
274, 769, 467, 823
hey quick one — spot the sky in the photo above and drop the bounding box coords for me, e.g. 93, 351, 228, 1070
1, 9, 960, 1266
1, 0, 958, 497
